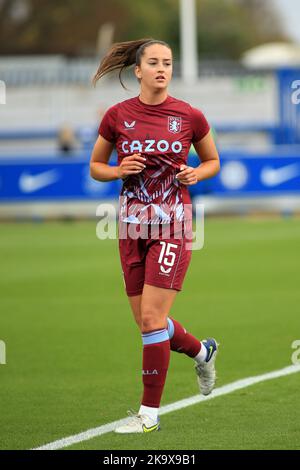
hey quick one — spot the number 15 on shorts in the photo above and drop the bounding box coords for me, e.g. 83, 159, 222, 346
158, 241, 178, 274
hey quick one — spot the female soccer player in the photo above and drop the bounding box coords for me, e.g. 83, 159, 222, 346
90, 38, 220, 433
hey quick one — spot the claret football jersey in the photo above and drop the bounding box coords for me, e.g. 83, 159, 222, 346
98, 94, 210, 224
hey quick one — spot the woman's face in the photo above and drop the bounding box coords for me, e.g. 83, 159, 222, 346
135, 44, 173, 91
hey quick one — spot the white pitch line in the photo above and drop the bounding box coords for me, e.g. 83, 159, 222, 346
32, 364, 300, 450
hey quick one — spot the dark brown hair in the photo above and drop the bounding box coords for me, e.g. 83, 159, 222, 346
92, 38, 172, 89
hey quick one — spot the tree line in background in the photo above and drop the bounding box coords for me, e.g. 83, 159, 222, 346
0, 0, 289, 59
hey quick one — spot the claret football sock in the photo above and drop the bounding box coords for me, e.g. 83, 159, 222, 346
167, 317, 205, 359
141, 328, 170, 408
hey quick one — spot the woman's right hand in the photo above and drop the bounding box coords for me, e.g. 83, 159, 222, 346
116, 153, 146, 179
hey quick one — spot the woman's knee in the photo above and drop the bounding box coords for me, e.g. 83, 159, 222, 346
141, 306, 167, 333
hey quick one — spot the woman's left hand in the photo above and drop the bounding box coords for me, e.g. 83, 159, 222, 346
175, 165, 198, 186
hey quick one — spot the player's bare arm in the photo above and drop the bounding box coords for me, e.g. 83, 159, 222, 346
176, 130, 220, 186
90, 135, 146, 181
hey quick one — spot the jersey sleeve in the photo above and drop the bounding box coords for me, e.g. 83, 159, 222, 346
190, 106, 210, 143
98, 104, 118, 143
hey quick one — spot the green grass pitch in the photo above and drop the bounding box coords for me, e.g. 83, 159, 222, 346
0, 217, 300, 450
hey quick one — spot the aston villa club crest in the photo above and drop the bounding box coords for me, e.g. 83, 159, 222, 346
168, 116, 181, 134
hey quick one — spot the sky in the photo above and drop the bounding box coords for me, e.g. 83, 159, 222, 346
272, 0, 300, 44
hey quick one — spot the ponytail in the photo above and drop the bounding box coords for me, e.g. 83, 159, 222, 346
93, 38, 171, 89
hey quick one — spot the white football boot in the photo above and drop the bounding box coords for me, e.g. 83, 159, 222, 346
195, 338, 218, 396
114, 411, 160, 434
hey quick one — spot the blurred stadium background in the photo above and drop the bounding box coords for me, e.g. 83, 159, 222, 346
0, 0, 300, 451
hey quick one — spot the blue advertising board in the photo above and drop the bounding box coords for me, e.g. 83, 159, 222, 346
0, 154, 121, 201
189, 149, 300, 197
0, 149, 300, 202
